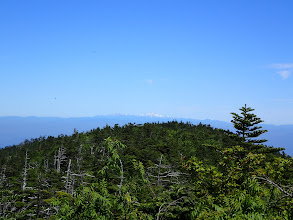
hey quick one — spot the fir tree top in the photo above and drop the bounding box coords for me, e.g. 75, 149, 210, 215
231, 104, 267, 144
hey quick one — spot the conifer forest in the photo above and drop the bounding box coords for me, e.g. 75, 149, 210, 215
0, 105, 292, 219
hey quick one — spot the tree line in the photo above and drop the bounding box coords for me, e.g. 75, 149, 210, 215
0, 105, 292, 219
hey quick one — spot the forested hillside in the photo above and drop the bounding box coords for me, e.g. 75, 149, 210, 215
1, 115, 293, 156
0, 108, 292, 219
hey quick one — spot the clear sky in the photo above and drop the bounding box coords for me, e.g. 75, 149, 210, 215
1, 0, 293, 125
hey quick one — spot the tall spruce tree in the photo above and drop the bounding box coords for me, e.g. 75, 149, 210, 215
230, 104, 284, 154
231, 104, 267, 144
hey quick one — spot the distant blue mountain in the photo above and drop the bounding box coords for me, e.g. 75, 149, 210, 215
0, 115, 292, 156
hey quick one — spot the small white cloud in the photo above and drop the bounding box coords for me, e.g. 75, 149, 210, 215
277, 70, 291, 80
270, 63, 293, 69
268, 63, 293, 79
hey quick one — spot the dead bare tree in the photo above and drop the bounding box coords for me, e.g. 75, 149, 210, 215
62, 159, 94, 195
156, 196, 187, 220
29, 161, 40, 170
21, 150, 33, 191
71, 172, 94, 186
118, 159, 124, 195
147, 155, 185, 186
54, 146, 66, 173
78, 144, 82, 155
76, 143, 84, 174
76, 156, 82, 174
255, 176, 293, 198
44, 158, 49, 172
63, 159, 74, 195
90, 145, 95, 155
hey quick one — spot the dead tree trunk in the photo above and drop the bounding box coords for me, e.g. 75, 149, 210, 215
21, 150, 29, 191
64, 159, 73, 194
118, 159, 124, 195
54, 146, 66, 173
157, 155, 163, 186
44, 158, 49, 172
147, 155, 185, 186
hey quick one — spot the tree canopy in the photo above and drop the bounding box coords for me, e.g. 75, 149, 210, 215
0, 107, 292, 219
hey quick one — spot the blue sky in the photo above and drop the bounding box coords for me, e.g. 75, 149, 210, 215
1, 0, 293, 124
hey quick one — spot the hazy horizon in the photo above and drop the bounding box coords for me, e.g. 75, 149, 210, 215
0, 113, 292, 126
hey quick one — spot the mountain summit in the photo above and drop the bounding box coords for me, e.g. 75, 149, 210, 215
0, 115, 292, 156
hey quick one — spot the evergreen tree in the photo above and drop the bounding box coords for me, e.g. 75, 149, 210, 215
230, 104, 284, 154
231, 104, 267, 144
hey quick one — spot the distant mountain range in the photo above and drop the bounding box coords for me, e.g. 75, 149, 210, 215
0, 115, 292, 156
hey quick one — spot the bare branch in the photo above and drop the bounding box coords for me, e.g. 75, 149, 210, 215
254, 176, 293, 198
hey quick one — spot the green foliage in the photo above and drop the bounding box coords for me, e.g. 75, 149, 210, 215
231, 104, 267, 143
229, 104, 285, 155
0, 117, 291, 219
